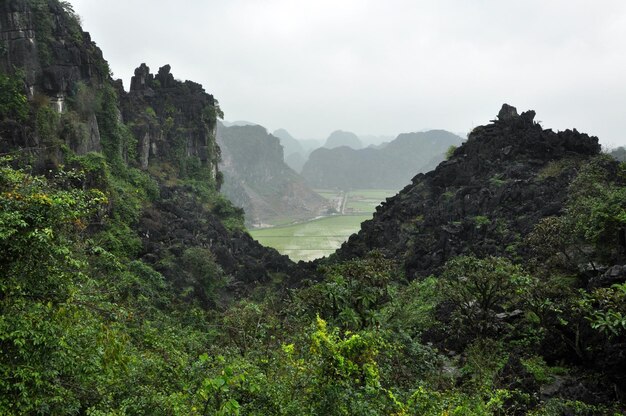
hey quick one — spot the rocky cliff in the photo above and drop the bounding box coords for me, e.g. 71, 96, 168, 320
0, 0, 300, 297
0, 0, 107, 164
119, 63, 221, 179
217, 123, 329, 227
0, 0, 107, 99
336, 105, 601, 278
302, 129, 463, 190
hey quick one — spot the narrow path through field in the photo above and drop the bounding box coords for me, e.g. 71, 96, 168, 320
340, 191, 348, 214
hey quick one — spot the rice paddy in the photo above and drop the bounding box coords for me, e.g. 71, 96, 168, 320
249, 189, 396, 261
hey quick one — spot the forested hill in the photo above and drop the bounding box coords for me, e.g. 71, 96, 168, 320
1, 1, 625, 414
301, 129, 463, 189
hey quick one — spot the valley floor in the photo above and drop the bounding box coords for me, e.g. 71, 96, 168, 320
249, 189, 396, 261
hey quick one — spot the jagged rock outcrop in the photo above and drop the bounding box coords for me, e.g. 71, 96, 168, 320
336, 105, 601, 278
0, 0, 303, 297
217, 123, 329, 226
302, 129, 463, 190
119, 63, 221, 177
0, 0, 107, 160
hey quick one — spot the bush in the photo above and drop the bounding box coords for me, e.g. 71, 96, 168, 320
0, 72, 28, 121
439, 256, 536, 339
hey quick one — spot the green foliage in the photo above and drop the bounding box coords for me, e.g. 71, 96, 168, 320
0, 72, 28, 121
35, 103, 60, 144
297, 251, 396, 330
579, 283, 626, 337
461, 339, 508, 390
97, 84, 137, 170
488, 173, 506, 187
211, 194, 245, 231
565, 155, 626, 262
520, 355, 555, 384
69, 81, 101, 117
473, 215, 491, 227
537, 157, 580, 180
439, 256, 536, 338
445, 144, 457, 160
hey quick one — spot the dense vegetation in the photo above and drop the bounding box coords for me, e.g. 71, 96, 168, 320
0, 1, 625, 414
2, 149, 625, 414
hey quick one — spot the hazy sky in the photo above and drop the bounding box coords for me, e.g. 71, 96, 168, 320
71, 0, 626, 147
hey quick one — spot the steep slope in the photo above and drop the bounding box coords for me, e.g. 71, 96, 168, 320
0, 0, 107, 164
217, 123, 329, 226
0, 0, 299, 297
273, 127, 307, 172
302, 129, 463, 189
336, 105, 601, 278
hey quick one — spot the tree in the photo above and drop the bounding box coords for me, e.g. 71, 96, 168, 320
439, 256, 535, 338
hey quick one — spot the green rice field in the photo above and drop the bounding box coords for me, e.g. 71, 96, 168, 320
250, 214, 371, 262
345, 189, 396, 213
249, 189, 397, 261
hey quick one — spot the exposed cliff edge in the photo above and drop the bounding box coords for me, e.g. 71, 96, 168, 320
217, 123, 329, 227
119, 63, 220, 178
336, 104, 602, 278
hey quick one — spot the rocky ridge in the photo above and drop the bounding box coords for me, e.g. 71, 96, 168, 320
337, 104, 601, 278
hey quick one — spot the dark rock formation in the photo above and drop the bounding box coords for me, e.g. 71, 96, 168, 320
119, 63, 221, 178
0, 0, 106, 100
0, 0, 107, 160
302, 130, 464, 190
217, 123, 328, 226
336, 105, 601, 279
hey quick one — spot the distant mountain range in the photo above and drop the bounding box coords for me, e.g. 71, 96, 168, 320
217, 123, 329, 227
324, 130, 363, 149
301, 130, 464, 190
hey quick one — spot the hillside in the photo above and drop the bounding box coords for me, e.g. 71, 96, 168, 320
217, 123, 329, 226
337, 105, 602, 277
302, 129, 463, 189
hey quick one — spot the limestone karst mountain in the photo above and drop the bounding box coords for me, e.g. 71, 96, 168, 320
217, 123, 329, 226
302, 129, 464, 189
337, 105, 602, 278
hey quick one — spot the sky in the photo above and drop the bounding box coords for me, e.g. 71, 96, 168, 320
70, 0, 626, 147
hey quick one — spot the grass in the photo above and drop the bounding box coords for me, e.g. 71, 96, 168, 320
345, 189, 395, 213
249, 189, 397, 262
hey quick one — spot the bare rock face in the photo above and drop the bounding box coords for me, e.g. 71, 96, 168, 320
0, 0, 107, 97
0, 0, 107, 161
120, 63, 221, 178
496, 103, 519, 121
336, 105, 601, 279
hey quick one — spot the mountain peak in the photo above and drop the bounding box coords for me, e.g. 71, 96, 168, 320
337, 107, 601, 277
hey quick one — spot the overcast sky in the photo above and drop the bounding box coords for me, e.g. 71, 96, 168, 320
71, 0, 626, 147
